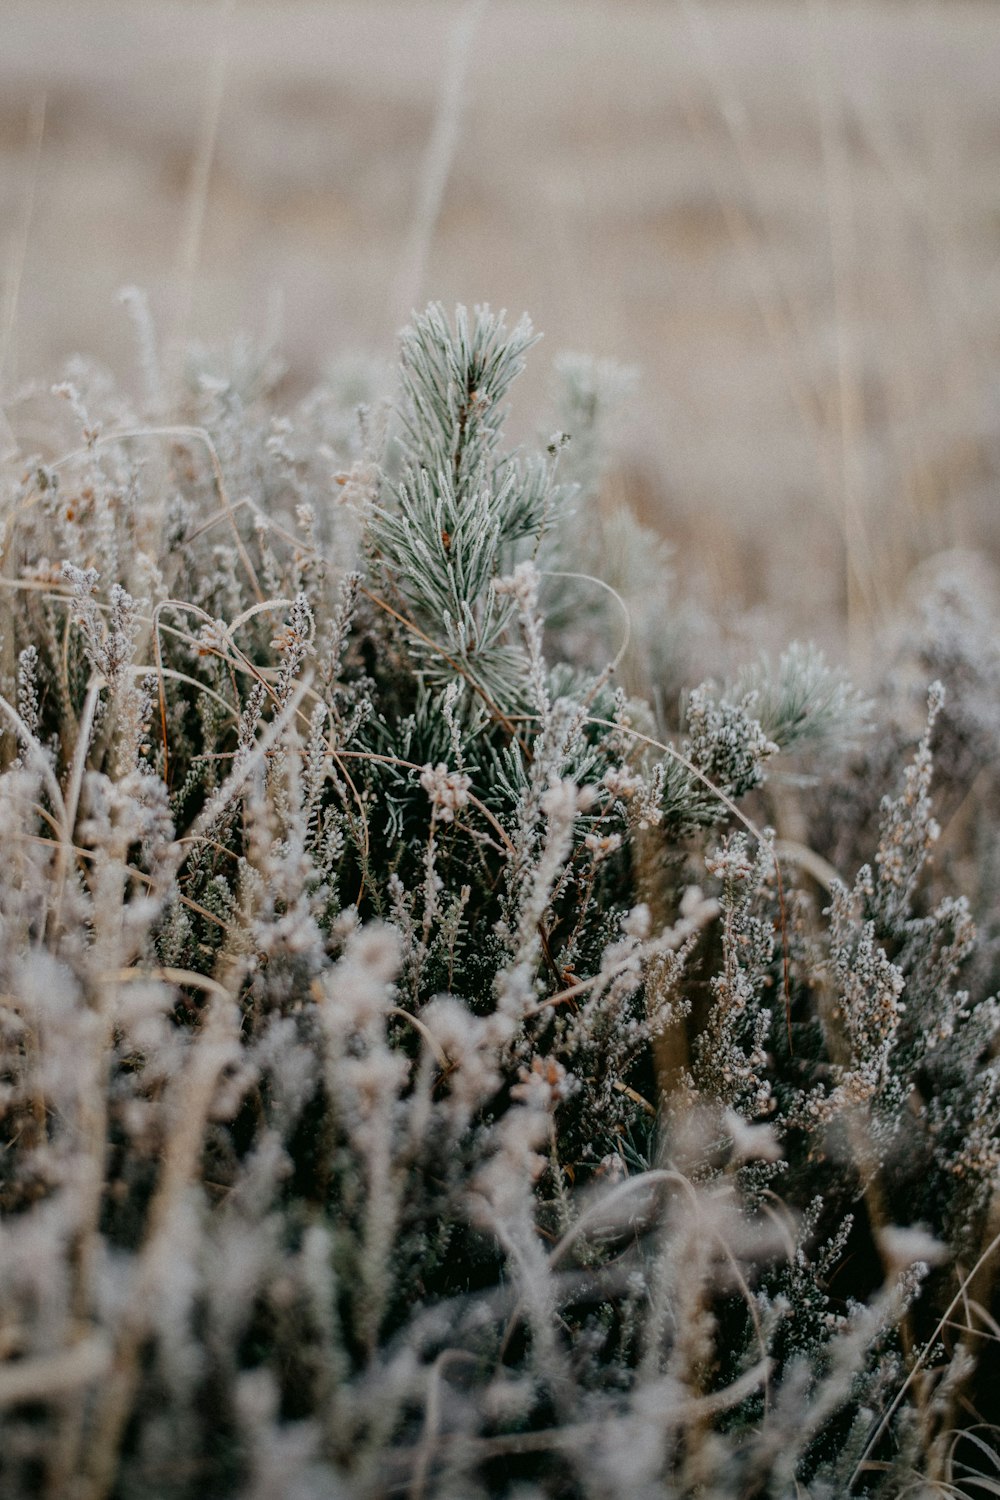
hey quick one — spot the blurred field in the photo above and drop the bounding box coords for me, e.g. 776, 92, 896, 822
3, 0, 1000, 654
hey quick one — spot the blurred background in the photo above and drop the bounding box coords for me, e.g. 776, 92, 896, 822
3, 0, 1000, 662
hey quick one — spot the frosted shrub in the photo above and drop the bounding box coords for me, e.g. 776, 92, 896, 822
0, 304, 997, 1498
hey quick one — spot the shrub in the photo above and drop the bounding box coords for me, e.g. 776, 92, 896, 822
0, 303, 997, 1498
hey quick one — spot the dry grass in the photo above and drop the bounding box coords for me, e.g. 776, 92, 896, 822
2, 1, 1000, 651
2, 9, 1000, 1493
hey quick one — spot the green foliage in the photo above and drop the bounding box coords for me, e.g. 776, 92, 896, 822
0, 305, 997, 1499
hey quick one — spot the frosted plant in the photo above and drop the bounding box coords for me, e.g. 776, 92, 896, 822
0, 302, 996, 1499
693, 834, 777, 1121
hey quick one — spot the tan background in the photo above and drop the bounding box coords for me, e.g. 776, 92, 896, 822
3, 1, 1000, 654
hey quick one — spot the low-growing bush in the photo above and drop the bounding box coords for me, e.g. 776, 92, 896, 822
0, 302, 997, 1498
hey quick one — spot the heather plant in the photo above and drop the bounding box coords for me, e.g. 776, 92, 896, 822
0, 303, 997, 1499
